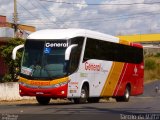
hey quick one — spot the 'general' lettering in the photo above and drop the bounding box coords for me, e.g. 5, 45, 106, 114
46, 42, 68, 48
85, 62, 101, 71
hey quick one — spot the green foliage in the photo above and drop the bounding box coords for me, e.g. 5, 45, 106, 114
0, 38, 25, 82
154, 53, 160, 57
2, 74, 12, 82
145, 58, 156, 70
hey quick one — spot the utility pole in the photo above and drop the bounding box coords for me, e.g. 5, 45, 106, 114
0, 1, 35, 39
13, 0, 18, 37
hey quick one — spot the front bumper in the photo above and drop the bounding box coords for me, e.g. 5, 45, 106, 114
19, 84, 68, 98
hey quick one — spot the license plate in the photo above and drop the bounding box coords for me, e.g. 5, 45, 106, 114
36, 92, 44, 95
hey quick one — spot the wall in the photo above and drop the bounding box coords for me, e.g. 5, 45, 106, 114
0, 15, 7, 27
0, 82, 34, 101
144, 48, 160, 56
0, 27, 14, 38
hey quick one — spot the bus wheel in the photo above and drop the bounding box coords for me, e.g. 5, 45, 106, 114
88, 97, 100, 103
74, 85, 88, 104
116, 86, 130, 102
36, 96, 51, 105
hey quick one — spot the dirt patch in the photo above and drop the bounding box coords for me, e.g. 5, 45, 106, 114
0, 98, 114, 105
0, 99, 37, 105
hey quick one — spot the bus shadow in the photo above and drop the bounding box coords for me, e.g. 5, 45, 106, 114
17, 101, 74, 106
16, 98, 117, 107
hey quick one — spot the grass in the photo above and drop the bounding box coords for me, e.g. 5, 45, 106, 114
144, 56, 160, 82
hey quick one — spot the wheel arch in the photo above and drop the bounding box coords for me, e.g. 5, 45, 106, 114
81, 81, 89, 91
126, 82, 131, 89
125, 82, 131, 94
80, 80, 90, 95
73, 81, 89, 104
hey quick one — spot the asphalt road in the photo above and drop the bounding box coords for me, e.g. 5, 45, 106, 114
0, 81, 160, 120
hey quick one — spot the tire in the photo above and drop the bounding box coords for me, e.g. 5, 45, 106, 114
74, 85, 88, 104
36, 96, 51, 105
88, 97, 100, 103
115, 97, 123, 102
116, 86, 130, 102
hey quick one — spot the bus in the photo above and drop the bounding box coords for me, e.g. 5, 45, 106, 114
12, 29, 144, 105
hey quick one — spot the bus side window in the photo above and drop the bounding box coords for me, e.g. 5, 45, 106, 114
68, 47, 79, 73
68, 37, 84, 74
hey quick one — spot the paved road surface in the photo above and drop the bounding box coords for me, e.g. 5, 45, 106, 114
0, 81, 160, 120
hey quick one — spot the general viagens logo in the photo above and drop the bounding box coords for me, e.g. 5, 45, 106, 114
85, 62, 101, 71
45, 42, 68, 48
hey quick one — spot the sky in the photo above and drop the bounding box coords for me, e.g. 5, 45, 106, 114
1, 0, 160, 36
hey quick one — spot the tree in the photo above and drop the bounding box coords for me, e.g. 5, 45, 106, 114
0, 38, 24, 82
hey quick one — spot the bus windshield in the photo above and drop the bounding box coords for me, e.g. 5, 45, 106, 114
21, 39, 68, 80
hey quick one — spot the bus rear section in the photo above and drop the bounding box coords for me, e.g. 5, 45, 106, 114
79, 38, 144, 102
112, 44, 144, 101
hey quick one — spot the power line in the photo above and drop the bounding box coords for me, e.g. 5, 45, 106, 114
35, 0, 66, 28
18, 0, 70, 28
13, 3, 160, 22
28, 0, 59, 27
55, 10, 159, 23
17, 1, 51, 28
39, 0, 160, 6
79, 12, 160, 23
36, 0, 75, 28
18, 0, 74, 28
17, 3, 160, 28
16, 0, 160, 31
25, 10, 160, 24
23, 11, 160, 25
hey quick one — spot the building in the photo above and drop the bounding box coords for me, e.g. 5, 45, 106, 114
118, 34, 160, 43
0, 15, 36, 80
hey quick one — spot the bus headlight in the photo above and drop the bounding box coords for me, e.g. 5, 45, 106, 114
19, 82, 27, 86
59, 81, 68, 86
54, 84, 60, 88
50, 81, 68, 88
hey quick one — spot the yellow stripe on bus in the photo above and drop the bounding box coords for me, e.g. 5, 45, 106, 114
100, 62, 124, 96
19, 77, 69, 86
119, 39, 130, 45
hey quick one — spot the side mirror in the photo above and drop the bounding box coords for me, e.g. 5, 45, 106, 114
12, 44, 24, 60
65, 44, 78, 60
